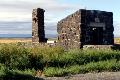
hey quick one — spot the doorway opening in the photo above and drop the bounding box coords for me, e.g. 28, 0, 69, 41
90, 27, 103, 45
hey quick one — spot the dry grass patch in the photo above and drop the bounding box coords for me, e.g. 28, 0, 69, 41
0, 38, 32, 43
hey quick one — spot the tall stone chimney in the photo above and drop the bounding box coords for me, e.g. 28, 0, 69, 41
32, 8, 47, 43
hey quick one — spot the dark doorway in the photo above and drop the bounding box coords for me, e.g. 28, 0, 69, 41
90, 27, 103, 45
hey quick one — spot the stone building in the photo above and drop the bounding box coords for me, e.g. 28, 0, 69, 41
57, 9, 114, 49
32, 8, 47, 43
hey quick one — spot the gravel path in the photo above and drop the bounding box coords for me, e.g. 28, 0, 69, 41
44, 72, 120, 80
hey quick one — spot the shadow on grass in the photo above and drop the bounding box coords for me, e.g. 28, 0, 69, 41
0, 71, 44, 80
112, 44, 120, 50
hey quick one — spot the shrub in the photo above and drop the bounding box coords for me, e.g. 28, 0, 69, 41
0, 43, 30, 70
45, 49, 120, 68
0, 43, 120, 77
79, 59, 120, 73
44, 67, 66, 77
0, 69, 36, 80
0, 64, 6, 76
44, 60, 120, 76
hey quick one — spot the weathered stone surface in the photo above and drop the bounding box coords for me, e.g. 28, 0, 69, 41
83, 45, 113, 50
57, 9, 114, 49
32, 8, 47, 43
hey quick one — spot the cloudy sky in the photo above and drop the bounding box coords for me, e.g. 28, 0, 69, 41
0, 0, 120, 37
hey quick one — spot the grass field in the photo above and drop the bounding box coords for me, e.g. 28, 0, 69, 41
0, 38, 32, 43
0, 44, 120, 77
0, 40, 120, 78
114, 38, 120, 44
0, 38, 119, 44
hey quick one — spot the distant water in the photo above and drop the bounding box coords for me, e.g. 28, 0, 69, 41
0, 34, 57, 38
0, 34, 117, 38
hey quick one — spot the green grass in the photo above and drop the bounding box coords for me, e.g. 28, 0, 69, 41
0, 43, 120, 77
44, 59, 120, 76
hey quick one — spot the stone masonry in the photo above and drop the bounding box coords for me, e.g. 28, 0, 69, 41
57, 9, 114, 49
32, 8, 47, 43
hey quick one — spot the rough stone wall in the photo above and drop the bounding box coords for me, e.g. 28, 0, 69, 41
57, 10, 82, 49
57, 9, 114, 49
32, 8, 47, 43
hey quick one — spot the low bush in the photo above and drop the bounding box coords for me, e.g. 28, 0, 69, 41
0, 64, 6, 76
0, 43, 30, 70
0, 43, 65, 70
0, 43, 120, 77
44, 59, 120, 76
46, 49, 120, 68
0, 69, 36, 80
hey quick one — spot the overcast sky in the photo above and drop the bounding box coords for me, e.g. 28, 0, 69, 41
0, 0, 120, 37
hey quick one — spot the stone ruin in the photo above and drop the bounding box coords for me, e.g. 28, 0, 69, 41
32, 8, 47, 43
57, 9, 114, 49
32, 8, 114, 49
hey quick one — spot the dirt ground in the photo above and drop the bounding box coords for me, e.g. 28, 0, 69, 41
45, 72, 120, 80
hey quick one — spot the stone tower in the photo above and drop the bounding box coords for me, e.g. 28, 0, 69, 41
32, 8, 47, 43
57, 9, 114, 49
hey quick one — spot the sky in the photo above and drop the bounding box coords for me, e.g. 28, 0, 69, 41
0, 0, 120, 37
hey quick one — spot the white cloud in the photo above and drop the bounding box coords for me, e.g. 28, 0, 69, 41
0, 0, 81, 34
114, 21, 120, 37
0, 0, 80, 22
0, 21, 57, 35
0, 22, 31, 34
0, 0, 119, 37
